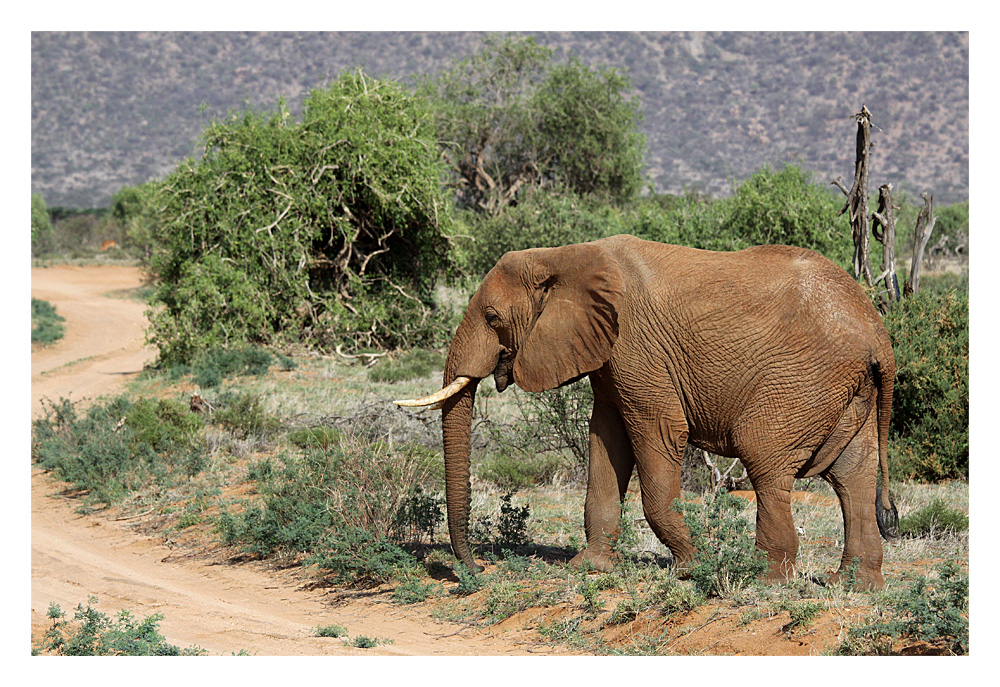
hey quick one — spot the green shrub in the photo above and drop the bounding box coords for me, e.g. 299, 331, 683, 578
472, 491, 532, 554
305, 526, 420, 587
32, 395, 206, 504
191, 346, 273, 388
211, 390, 281, 439
287, 426, 342, 449
898, 499, 969, 538
216, 434, 440, 584
35, 597, 204, 656
314, 624, 348, 638
479, 452, 564, 491
883, 288, 969, 481
145, 70, 454, 365
840, 560, 968, 655
347, 635, 393, 649
31, 298, 66, 345
678, 492, 769, 597
392, 577, 442, 605
32, 192, 55, 257
457, 188, 624, 275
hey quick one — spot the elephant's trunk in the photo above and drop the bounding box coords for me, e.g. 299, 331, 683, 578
441, 374, 482, 573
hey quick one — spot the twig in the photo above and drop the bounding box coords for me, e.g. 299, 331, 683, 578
664, 611, 730, 652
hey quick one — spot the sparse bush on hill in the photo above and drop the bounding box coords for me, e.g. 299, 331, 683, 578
144, 70, 454, 365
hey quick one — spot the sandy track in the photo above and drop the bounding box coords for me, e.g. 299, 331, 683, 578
29, 265, 537, 656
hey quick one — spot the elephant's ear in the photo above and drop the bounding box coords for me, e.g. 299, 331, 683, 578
513, 243, 624, 392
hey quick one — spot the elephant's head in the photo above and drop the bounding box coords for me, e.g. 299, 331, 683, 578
396, 242, 625, 572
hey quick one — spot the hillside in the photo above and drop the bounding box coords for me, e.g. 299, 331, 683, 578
31, 31, 969, 208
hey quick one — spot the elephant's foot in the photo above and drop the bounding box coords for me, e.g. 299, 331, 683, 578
764, 556, 796, 585
825, 566, 884, 591
568, 548, 615, 573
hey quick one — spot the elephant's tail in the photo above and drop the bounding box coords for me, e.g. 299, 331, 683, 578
872, 359, 899, 539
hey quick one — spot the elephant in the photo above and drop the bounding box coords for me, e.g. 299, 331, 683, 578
397, 233, 899, 590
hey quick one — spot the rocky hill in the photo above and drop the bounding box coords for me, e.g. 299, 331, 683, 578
31, 31, 969, 208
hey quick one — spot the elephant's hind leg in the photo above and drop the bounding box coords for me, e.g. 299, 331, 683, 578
822, 414, 885, 590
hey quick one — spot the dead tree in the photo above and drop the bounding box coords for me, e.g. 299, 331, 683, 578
904, 192, 936, 296
833, 105, 877, 286
871, 183, 900, 311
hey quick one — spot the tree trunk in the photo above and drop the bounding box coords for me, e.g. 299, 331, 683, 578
905, 192, 936, 297
872, 183, 899, 311
835, 105, 876, 286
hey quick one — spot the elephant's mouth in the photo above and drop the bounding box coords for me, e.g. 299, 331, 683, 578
493, 346, 515, 392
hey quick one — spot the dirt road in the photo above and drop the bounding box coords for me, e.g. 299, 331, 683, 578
30, 265, 538, 656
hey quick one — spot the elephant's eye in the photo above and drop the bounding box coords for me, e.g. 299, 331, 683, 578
485, 310, 500, 327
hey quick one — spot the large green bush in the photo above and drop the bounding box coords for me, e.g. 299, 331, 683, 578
883, 287, 968, 481
146, 70, 454, 365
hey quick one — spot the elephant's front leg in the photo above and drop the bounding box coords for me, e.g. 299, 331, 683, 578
569, 396, 634, 573
630, 413, 697, 575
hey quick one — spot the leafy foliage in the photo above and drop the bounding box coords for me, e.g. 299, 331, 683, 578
32, 395, 205, 504
883, 288, 969, 481
898, 499, 968, 538
678, 492, 769, 597
840, 560, 968, 655
216, 434, 441, 585
145, 70, 454, 364
636, 165, 853, 268
35, 597, 205, 656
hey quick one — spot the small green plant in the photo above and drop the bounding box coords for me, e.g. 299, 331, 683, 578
452, 563, 483, 596
190, 346, 274, 388
839, 559, 969, 655
34, 596, 205, 656
898, 499, 969, 538
678, 492, 769, 598
649, 573, 705, 616
496, 491, 532, 551
394, 485, 444, 543
347, 635, 393, 649
31, 298, 66, 345
392, 577, 442, 605
780, 600, 825, 633
305, 526, 420, 587
314, 624, 348, 638
211, 390, 281, 439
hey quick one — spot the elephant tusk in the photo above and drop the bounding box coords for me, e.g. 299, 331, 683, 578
394, 376, 472, 408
